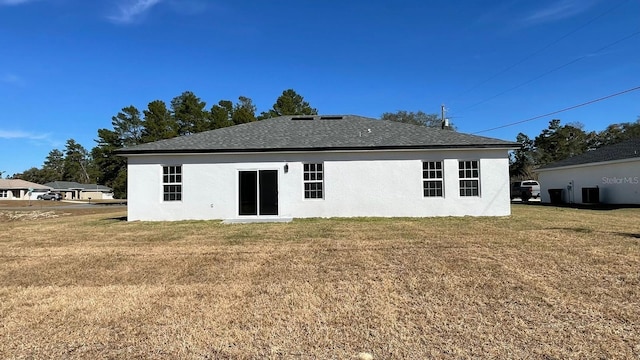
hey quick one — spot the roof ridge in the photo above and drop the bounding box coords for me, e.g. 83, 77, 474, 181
117, 114, 518, 155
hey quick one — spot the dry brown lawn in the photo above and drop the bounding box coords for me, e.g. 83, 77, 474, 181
1, 205, 639, 359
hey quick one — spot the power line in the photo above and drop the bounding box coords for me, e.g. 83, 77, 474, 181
472, 85, 640, 134
452, 0, 631, 101
463, 29, 640, 111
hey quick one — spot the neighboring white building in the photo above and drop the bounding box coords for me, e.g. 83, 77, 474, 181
0, 179, 51, 200
117, 115, 517, 221
537, 138, 640, 205
44, 181, 114, 200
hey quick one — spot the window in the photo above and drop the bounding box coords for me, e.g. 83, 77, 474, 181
303, 163, 323, 199
0, 190, 7, 198
459, 160, 479, 196
423, 161, 443, 197
163, 165, 182, 201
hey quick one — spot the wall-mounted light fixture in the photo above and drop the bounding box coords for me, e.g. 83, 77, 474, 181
284, 163, 289, 173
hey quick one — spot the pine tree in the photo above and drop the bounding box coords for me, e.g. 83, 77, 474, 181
258, 89, 317, 119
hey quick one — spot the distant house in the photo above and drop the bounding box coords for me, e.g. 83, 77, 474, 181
117, 115, 518, 221
537, 138, 640, 205
44, 181, 114, 200
0, 179, 51, 200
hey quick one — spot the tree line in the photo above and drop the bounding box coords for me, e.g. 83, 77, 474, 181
9, 89, 319, 197
510, 117, 640, 179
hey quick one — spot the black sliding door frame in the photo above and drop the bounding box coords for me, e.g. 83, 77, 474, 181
238, 169, 278, 216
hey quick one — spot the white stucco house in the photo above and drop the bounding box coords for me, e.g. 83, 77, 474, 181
117, 115, 518, 221
537, 138, 640, 205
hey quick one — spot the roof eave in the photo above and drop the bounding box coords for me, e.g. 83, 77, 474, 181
116, 143, 518, 156
536, 156, 640, 172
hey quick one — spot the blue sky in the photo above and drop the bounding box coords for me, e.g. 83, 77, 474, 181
1, 0, 639, 177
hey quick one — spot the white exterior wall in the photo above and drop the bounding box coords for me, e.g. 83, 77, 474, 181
538, 159, 640, 204
0, 189, 18, 200
80, 191, 115, 200
0, 189, 44, 200
127, 149, 512, 221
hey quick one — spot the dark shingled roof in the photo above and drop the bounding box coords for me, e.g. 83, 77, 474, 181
538, 138, 640, 170
45, 181, 113, 191
116, 115, 517, 155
